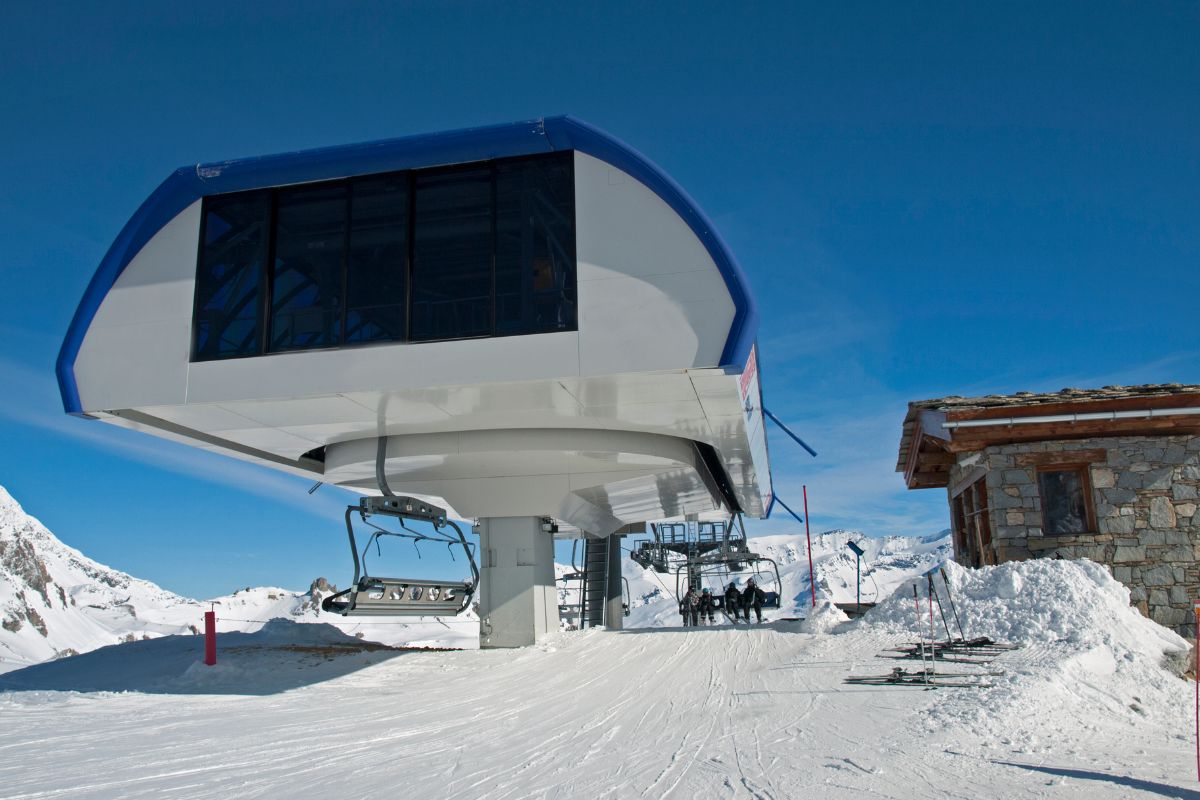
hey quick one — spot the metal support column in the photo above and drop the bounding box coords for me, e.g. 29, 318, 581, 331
478, 516, 558, 648
605, 534, 624, 631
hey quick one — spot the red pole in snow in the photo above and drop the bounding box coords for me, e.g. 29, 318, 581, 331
204, 610, 217, 666
1194, 600, 1199, 781
803, 485, 815, 608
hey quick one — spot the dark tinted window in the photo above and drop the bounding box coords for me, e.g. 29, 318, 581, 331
193, 152, 576, 361
269, 184, 346, 352
410, 167, 493, 341
194, 192, 269, 360
345, 175, 409, 344
495, 153, 576, 335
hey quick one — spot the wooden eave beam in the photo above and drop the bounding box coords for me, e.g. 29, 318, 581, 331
940, 417, 1200, 452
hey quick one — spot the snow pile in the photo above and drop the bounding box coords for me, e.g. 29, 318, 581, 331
863, 558, 1192, 748
865, 558, 1187, 654
796, 600, 850, 634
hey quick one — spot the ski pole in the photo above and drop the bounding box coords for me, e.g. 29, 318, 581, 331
939, 566, 967, 642
913, 583, 928, 682
927, 580, 937, 676
928, 572, 952, 642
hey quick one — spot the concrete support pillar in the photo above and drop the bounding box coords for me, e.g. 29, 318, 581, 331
478, 516, 558, 648
605, 534, 624, 631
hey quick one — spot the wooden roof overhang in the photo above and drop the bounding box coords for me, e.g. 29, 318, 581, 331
898, 390, 1200, 491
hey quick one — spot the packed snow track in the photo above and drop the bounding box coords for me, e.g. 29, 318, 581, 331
0, 618, 1193, 799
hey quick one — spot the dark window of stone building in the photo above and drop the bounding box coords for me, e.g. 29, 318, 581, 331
1037, 466, 1093, 535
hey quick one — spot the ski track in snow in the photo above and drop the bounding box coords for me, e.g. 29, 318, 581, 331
2, 484, 1196, 799
0, 620, 1195, 800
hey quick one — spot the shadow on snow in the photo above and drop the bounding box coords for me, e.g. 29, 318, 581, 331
0, 619, 437, 696
994, 761, 1200, 799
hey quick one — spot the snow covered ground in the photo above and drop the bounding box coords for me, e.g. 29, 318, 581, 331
1, 557, 1195, 798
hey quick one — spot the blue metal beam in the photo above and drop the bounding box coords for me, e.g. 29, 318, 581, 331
768, 494, 804, 525
762, 407, 817, 457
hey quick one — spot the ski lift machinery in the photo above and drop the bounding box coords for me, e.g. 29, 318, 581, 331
322, 439, 479, 617
631, 516, 782, 610
557, 539, 631, 628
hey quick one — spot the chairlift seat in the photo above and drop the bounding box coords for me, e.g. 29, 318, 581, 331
322, 576, 474, 616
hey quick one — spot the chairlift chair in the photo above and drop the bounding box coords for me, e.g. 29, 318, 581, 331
321, 495, 479, 617
674, 555, 783, 610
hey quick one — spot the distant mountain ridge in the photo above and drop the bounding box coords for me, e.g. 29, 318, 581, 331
0, 484, 474, 674
558, 527, 953, 628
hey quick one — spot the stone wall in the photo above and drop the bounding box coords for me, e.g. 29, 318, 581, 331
946, 434, 1200, 637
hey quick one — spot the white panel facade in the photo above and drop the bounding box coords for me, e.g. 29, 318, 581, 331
74, 201, 201, 410
573, 152, 736, 374
68, 143, 768, 525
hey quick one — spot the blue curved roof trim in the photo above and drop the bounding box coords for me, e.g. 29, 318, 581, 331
56, 116, 758, 414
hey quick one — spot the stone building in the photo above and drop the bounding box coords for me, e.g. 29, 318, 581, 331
896, 384, 1200, 636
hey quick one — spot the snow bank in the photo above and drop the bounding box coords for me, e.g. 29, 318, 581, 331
864, 558, 1188, 656
863, 559, 1192, 749
797, 600, 850, 634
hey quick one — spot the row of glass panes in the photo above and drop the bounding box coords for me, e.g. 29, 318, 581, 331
192, 151, 577, 361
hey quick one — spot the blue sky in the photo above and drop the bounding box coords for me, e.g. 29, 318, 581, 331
1, 3, 1196, 598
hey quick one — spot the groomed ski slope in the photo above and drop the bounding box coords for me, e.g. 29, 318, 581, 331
1, 559, 1195, 799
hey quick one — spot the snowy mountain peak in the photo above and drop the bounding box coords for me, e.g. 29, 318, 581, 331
0, 483, 204, 670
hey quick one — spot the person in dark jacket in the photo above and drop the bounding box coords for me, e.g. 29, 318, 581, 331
698, 587, 716, 624
741, 578, 766, 623
724, 582, 741, 622
680, 586, 700, 627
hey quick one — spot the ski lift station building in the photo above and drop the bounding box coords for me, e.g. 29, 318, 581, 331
56, 116, 772, 647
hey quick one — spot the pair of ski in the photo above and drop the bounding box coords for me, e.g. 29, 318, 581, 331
886, 638, 1017, 659
845, 666, 1002, 689
888, 647, 998, 666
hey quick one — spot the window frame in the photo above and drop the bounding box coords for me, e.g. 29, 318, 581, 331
1035, 463, 1097, 536
189, 151, 577, 363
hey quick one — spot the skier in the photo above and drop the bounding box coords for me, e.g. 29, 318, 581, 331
724, 581, 741, 622
741, 577, 766, 623
680, 586, 700, 627
698, 587, 716, 625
